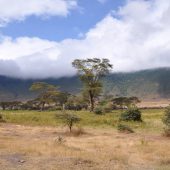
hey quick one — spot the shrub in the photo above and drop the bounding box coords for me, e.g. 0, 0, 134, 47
117, 124, 134, 133
162, 106, 170, 137
54, 136, 65, 144
120, 108, 142, 121
163, 129, 170, 137
94, 107, 103, 115
57, 112, 81, 132
102, 103, 113, 113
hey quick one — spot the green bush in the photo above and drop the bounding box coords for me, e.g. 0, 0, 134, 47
162, 106, 170, 137
94, 107, 103, 115
57, 112, 81, 132
120, 108, 142, 121
117, 124, 134, 133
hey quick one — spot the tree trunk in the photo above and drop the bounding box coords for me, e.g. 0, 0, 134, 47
2, 105, 5, 110
69, 122, 72, 132
41, 102, 45, 111
89, 91, 94, 112
62, 103, 65, 111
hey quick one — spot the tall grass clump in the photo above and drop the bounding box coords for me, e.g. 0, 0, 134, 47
117, 124, 134, 133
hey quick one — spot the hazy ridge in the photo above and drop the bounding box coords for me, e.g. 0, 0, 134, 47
0, 68, 170, 101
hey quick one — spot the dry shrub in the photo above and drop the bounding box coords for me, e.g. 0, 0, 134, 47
163, 128, 170, 137
117, 124, 134, 134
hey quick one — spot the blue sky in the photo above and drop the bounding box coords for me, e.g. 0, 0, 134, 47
0, 0, 170, 79
1, 0, 125, 41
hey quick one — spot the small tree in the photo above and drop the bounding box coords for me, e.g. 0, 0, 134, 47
162, 106, 170, 137
112, 97, 140, 109
72, 58, 113, 112
57, 113, 81, 132
66, 94, 88, 111
30, 82, 60, 111
9, 101, 22, 110
55, 92, 70, 109
21, 99, 41, 110
112, 97, 128, 109
127, 97, 141, 107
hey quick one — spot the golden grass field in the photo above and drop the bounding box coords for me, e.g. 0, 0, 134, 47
0, 109, 170, 170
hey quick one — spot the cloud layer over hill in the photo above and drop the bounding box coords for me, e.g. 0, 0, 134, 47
0, 0, 170, 78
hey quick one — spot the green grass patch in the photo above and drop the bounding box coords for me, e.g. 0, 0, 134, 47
0, 109, 165, 133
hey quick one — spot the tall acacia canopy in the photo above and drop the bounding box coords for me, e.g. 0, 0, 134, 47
72, 58, 113, 111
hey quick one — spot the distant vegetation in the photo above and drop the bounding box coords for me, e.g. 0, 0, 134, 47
0, 58, 170, 137
0, 58, 114, 112
29, 82, 60, 111
1, 68, 170, 101
0, 92, 141, 113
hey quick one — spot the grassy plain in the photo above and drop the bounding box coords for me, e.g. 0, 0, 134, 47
0, 109, 170, 170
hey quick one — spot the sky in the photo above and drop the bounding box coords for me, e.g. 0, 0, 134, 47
0, 0, 170, 79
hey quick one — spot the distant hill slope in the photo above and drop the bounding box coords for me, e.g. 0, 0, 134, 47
0, 68, 170, 101
104, 68, 170, 99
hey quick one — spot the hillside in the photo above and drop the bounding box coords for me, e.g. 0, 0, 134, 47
104, 68, 170, 99
0, 68, 170, 101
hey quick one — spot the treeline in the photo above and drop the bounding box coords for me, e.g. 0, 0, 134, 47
0, 58, 141, 112
0, 95, 140, 111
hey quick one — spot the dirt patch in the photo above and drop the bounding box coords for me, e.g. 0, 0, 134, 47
0, 153, 26, 164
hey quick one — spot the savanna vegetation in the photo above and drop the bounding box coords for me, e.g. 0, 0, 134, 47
0, 108, 170, 170
0, 58, 170, 170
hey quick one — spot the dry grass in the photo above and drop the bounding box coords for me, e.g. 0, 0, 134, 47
138, 99, 170, 108
0, 124, 170, 170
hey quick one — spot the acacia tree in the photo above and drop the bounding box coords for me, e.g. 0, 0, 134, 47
66, 93, 88, 111
57, 112, 80, 132
54, 92, 70, 110
72, 58, 113, 111
112, 97, 140, 109
30, 82, 59, 111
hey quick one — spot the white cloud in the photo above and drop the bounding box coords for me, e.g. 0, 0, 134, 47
0, 0, 170, 78
0, 0, 77, 25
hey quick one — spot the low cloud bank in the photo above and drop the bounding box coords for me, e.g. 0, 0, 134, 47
0, 0, 170, 78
